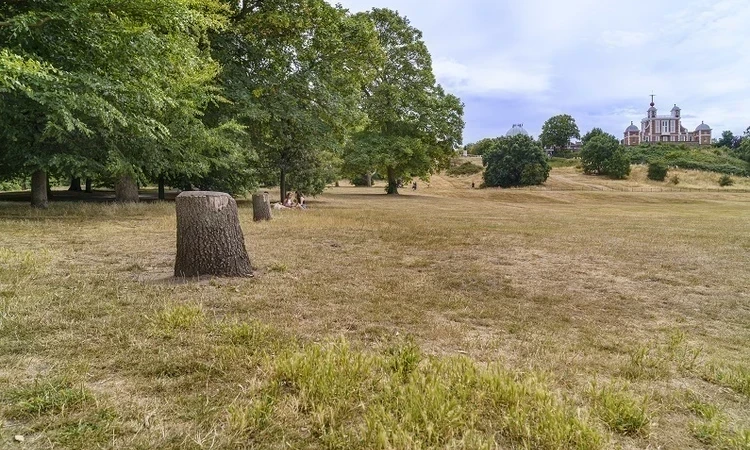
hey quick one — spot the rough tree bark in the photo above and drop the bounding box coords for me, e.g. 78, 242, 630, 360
85, 178, 93, 193
279, 167, 287, 203
115, 174, 139, 203
31, 170, 48, 208
158, 175, 165, 201
68, 177, 82, 191
252, 191, 272, 222
365, 172, 373, 188
386, 166, 398, 195
174, 191, 253, 278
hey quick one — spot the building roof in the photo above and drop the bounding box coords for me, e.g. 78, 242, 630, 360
671, 104, 681, 111
695, 121, 711, 131
506, 123, 529, 137
625, 121, 639, 132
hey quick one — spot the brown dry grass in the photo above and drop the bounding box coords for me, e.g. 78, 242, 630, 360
1, 169, 749, 449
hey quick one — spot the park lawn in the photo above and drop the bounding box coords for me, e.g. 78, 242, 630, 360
1, 173, 749, 449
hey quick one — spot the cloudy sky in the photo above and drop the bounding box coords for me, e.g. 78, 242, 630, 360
328, 0, 748, 143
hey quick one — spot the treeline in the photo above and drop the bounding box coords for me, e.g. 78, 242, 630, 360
0, 0, 464, 207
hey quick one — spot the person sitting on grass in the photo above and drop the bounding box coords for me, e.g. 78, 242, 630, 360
295, 191, 307, 209
283, 191, 295, 208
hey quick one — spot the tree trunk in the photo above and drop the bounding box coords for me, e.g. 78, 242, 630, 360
366, 172, 373, 187
158, 175, 165, 200
85, 178, 92, 193
46, 173, 53, 199
68, 177, 82, 191
279, 167, 287, 203
31, 170, 48, 209
386, 167, 398, 195
115, 174, 139, 203
252, 191, 272, 222
174, 191, 253, 278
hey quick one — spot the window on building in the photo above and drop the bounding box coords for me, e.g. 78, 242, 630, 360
670, 121, 675, 133
662, 121, 669, 134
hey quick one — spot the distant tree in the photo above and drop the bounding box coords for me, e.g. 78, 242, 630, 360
465, 138, 498, 156
580, 133, 630, 179
482, 135, 550, 188
715, 130, 736, 149
540, 114, 580, 153
735, 138, 750, 163
581, 127, 606, 146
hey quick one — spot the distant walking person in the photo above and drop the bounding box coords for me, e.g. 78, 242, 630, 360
471, 182, 475, 189
412, 181, 417, 191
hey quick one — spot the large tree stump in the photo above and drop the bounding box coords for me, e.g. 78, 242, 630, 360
174, 191, 253, 278
31, 170, 48, 209
115, 174, 139, 203
252, 191, 272, 222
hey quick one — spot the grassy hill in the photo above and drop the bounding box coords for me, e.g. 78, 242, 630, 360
626, 143, 749, 176
1, 175, 749, 449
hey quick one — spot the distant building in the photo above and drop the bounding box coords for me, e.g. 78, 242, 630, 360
506, 123, 529, 137
623, 97, 712, 146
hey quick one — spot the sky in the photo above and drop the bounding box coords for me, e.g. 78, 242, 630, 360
327, 0, 749, 143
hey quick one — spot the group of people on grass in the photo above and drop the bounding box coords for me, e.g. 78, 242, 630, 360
275, 191, 307, 210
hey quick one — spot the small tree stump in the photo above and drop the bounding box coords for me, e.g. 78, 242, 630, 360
252, 191, 272, 222
174, 191, 253, 278
115, 174, 139, 203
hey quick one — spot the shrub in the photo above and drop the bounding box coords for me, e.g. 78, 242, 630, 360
670, 175, 680, 185
647, 162, 668, 181
482, 135, 550, 188
446, 161, 482, 177
626, 143, 749, 176
718, 175, 734, 187
581, 134, 630, 179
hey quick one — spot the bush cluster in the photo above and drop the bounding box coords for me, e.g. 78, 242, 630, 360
647, 162, 668, 181
446, 161, 482, 177
627, 144, 749, 176
482, 135, 550, 188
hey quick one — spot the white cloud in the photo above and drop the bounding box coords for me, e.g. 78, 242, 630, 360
432, 57, 551, 96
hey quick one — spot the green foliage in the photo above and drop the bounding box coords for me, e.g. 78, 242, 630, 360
446, 161, 482, 176
548, 157, 579, 168
465, 137, 497, 156
0, 0, 231, 191
581, 127, 606, 146
647, 161, 668, 181
482, 135, 550, 188
718, 174, 735, 187
734, 138, 750, 163
343, 8, 464, 195
626, 143, 749, 176
540, 114, 580, 151
580, 133, 630, 179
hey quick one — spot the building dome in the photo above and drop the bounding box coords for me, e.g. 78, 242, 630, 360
695, 121, 711, 131
671, 104, 680, 111
506, 123, 529, 137
625, 121, 639, 132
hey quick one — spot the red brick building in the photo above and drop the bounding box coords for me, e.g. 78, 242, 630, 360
623, 98, 711, 146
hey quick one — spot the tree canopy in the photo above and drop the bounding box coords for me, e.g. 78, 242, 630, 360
580, 133, 630, 179
482, 135, 550, 188
1, 1, 464, 204
343, 8, 464, 195
540, 114, 580, 153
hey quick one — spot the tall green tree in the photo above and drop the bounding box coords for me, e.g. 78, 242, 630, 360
715, 130, 736, 149
0, 0, 228, 206
210, 0, 381, 202
344, 8, 464, 195
540, 114, 580, 154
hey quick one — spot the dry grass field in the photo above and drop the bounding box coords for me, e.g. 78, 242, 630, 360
1, 168, 749, 449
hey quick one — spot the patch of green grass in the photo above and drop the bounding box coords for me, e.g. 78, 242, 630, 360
588, 382, 650, 436
549, 157, 580, 168
5, 377, 93, 419
152, 303, 204, 335
703, 363, 750, 397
